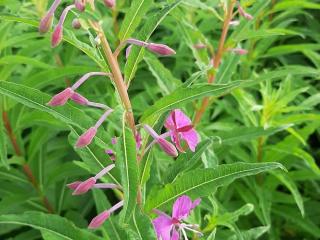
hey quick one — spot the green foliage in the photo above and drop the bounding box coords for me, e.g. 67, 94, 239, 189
0, 0, 319, 239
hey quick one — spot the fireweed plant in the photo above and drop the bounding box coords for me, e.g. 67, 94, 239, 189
0, 0, 320, 239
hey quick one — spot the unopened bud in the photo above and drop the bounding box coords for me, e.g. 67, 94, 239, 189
157, 138, 178, 157
74, 0, 86, 12
39, 13, 53, 34
75, 127, 97, 148
147, 43, 176, 56
51, 25, 63, 48
88, 210, 110, 229
72, 177, 96, 195
47, 88, 74, 106
72, 18, 82, 29
70, 92, 88, 105
104, 0, 115, 8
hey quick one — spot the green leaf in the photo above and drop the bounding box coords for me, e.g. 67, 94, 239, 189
117, 116, 139, 223
0, 110, 8, 169
227, 226, 270, 240
0, 211, 102, 240
141, 81, 244, 123
124, 0, 182, 83
0, 55, 53, 69
145, 162, 285, 212
118, 0, 153, 41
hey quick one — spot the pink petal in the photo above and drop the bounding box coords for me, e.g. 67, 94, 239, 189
66, 181, 82, 190
75, 127, 97, 148
88, 210, 110, 229
171, 228, 180, 240
172, 109, 192, 129
172, 195, 197, 221
181, 129, 199, 152
152, 215, 173, 240
47, 88, 74, 106
72, 177, 96, 195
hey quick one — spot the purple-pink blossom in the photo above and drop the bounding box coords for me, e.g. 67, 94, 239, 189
165, 109, 199, 152
153, 195, 202, 240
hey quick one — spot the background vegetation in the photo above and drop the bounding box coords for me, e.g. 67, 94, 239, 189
0, 0, 319, 239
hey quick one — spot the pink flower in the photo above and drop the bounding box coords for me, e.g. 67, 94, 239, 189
144, 125, 178, 157
67, 164, 116, 195
47, 88, 74, 106
89, 200, 123, 229
153, 195, 201, 240
165, 109, 199, 152
104, 0, 115, 8
147, 43, 176, 56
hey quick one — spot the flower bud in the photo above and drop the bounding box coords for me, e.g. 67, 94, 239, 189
157, 138, 178, 157
88, 210, 110, 229
72, 18, 82, 29
193, 43, 207, 49
126, 45, 132, 59
147, 43, 176, 56
72, 177, 96, 195
66, 181, 82, 190
75, 127, 97, 148
238, 5, 253, 20
74, 0, 85, 12
47, 88, 74, 106
104, 0, 115, 8
51, 25, 63, 48
230, 48, 248, 55
70, 92, 88, 105
39, 13, 53, 34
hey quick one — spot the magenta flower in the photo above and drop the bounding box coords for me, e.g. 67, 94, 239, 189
144, 124, 178, 157
47, 87, 74, 106
153, 195, 202, 240
89, 200, 124, 229
164, 109, 199, 152
67, 164, 117, 195
39, 0, 62, 34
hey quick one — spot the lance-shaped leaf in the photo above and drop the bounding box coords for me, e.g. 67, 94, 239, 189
125, 0, 182, 83
141, 81, 244, 123
0, 111, 8, 169
0, 211, 103, 240
118, 0, 154, 41
145, 162, 285, 212
117, 116, 139, 223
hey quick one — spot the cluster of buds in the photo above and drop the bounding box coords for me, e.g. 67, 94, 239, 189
67, 164, 123, 228
39, 0, 116, 47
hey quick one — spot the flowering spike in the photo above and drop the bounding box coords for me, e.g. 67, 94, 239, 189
104, 0, 116, 8
47, 88, 74, 106
147, 43, 176, 56
70, 92, 89, 105
75, 127, 97, 148
39, 0, 62, 34
72, 177, 96, 195
88, 201, 124, 229
72, 18, 82, 29
51, 4, 76, 48
74, 0, 86, 12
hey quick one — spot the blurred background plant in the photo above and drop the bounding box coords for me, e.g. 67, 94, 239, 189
0, 0, 319, 239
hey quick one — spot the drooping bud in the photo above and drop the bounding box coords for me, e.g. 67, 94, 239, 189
72, 177, 96, 195
157, 138, 178, 157
66, 181, 82, 190
47, 88, 74, 106
230, 48, 248, 55
39, 14, 54, 34
74, 0, 86, 12
72, 18, 82, 29
104, 0, 115, 8
147, 43, 176, 56
105, 149, 116, 161
193, 43, 207, 49
70, 92, 89, 105
238, 5, 253, 20
51, 25, 63, 48
88, 210, 110, 229
75, 127, 97, 148
39, 0, 62, 34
